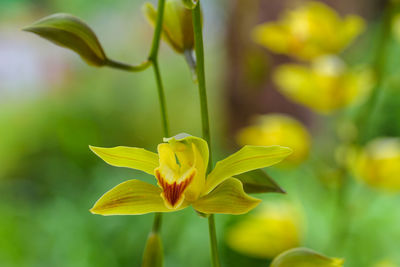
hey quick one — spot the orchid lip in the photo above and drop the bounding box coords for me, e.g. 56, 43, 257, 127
155, 168, 196, 208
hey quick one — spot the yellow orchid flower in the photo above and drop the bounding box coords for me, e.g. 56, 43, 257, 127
237, 114, 310, 166
89, 134, 291, 215
252, 1, 365, 61
274, 55, 373, 114
226, 200, 303, 258
351, 138, 400, 192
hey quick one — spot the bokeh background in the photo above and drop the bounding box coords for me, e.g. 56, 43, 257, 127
1, 0, 400, 266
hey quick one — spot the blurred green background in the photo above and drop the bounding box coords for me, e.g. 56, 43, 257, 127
1, 0, 400, 266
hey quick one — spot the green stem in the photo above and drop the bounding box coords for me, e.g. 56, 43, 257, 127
192, 2, 220, 267
148, 0, 169, 140
105, 58, 151, 72
152, 213, 162, 233
149, 0, 166, 62
152, 60, 170, 138
192, 1, 212, 170
148, 0, 168, 238
208, 214, 221, 267
142, 0, 168, 264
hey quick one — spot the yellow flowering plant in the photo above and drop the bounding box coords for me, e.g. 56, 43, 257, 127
90, 134, 291, 216
23, 0, 197, 264
23, 0, 383, 265
252, 1, 365, 61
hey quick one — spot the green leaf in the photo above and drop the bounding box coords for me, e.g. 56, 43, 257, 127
235, 169, 285, 194
271, 248, 344, 267
142, 232, 164, 267
23, 13, 107, 66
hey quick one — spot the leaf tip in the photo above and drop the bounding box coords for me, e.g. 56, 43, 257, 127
277, 187, 287, 194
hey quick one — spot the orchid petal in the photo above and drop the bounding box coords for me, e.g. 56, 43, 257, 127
90, 179, 188, 215
89, 146, 158, 175
203, 145, 291, 195
193, 178, 261, 215
164, 133, 209, 170
165, 134, 209, 201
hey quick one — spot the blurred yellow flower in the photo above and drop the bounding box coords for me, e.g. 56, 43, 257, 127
252, 1, 365, 61
352, 138, 400, 192
274, 56, 373, 114
226, 200, 303, 258
90, 134, 291, 215
373, 259, 398, 267
236, 114, 310, 166
392, 13, 400, 43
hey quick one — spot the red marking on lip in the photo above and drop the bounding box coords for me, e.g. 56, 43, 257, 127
155, 169, 195, 208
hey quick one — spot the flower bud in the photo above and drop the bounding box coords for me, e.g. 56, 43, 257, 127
23, 13, 107, 66
142, 232, 163, 267
143, 0, 194, 54
271, 247, 344, 267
